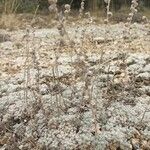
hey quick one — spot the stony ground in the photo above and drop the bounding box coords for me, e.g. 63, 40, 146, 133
0, 23, 150, 150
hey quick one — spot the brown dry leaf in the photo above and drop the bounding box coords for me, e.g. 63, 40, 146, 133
5, 66, 20, 75
141, 140, 150, 150
131, 138, 140, 149
109, 142, 119, 150
91, 124, 101, 135
133, 130, 141, 139
0, 133, 12, 145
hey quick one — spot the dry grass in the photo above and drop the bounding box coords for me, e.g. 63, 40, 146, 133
0, 14, 20, 30
1, 0, 20, 14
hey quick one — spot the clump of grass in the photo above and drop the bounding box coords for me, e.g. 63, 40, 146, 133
2, 0, 20, 14
0, 13, 20, 30
0, 0, 20, 29
0, 0, 42, 29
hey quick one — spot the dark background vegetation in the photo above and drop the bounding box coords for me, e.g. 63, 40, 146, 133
0, 0, 149, 14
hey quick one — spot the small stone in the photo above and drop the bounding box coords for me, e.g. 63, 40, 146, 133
137, 72, 150, 81
93, 37, 105, 44
40, 84, 49, 95
143, 64, 150, 73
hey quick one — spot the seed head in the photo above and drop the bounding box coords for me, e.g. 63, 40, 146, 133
104, 19, 109, 24
48, 0, 57, 5
104, 0, 109, 3
65, 4, 71, 11
107, 11, 113, 18
48, 4, 57, 13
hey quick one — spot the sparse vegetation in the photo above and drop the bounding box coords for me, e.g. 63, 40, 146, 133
0, 0, 150, 150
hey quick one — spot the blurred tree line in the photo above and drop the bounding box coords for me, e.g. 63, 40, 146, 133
0, 0, 149, 13
39, 0, 150, 11
88, 0, 150, 10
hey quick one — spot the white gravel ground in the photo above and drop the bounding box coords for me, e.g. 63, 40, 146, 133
0, 23, 150, 150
